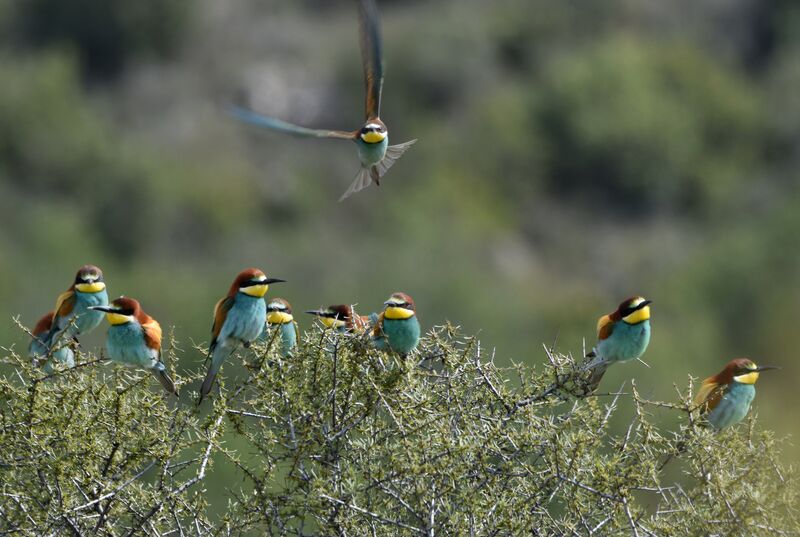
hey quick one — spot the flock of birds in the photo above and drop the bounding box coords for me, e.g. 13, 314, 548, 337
27, 264, 775, 428
27, 265, 421, 405
24, 0, 776, 431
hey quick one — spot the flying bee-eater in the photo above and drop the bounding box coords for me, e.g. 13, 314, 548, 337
198, 268, 285, 403
29, 311, 75, 374
305, 304, 371, 333
90, 297, 177, 396
584, 296, 652, 391
230, 0, 416, 201
372, 292, 420, 355
694, 358, 778, 430
44, 264, 108, 349
264, 298, 300, 356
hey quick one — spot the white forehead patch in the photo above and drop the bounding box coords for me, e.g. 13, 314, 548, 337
268, 301, 286, 310
629, 297, 645, 307
365, 123, 382, 130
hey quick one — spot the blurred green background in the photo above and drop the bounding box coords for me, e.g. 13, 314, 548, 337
2, 0, 799, 492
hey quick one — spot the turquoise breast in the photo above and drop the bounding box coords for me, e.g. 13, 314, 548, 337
356, 137, 388, 167
106, 321, 158, 369
222, 294, 266, 343
70, 289, 109, 336
376, 316, 420, 355
707, 381, 756, 429
596, 320, 650, 364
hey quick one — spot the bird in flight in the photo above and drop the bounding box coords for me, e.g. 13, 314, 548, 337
230, 0, 416, 201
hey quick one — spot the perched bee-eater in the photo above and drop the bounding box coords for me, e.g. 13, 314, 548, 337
199, 268, 285, 402
694, 358, 777, 430
585, 296, 652, 391
90, 297, 177, 396
29, 311, 75, 374
44, 264, 109, 349
230, 0, 416, 201
264, 298, 300, 356
305, 304, 371, 333
372, 292, 420, 355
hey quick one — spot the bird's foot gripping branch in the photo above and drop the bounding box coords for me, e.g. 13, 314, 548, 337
1, 324, 798, 535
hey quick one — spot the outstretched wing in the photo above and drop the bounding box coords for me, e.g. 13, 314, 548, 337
339, 167, 374, 202
375, 139, 416, 178
358, 0, 384, 120
596, 314, 615, 341
694, 379, 726, 414
229, 105, 355, 140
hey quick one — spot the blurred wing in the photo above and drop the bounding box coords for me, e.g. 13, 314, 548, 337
229, 105, 355, 140
358, 0, 384, 120
375, 139, 417, 178
211, 296, 235, 346
596, 314, 615, 341
339, 167, 374, 202
694, 378, 726, 414
142, 317, 163, 354
52, 290, 76, 329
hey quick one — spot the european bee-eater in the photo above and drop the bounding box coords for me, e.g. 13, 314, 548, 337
90, 297, 177, 396
372, 292, 420, 355
199, 268, 285, 402
264, 298, 299, 356
305, 304, 371, 333
44, 264, 108, 349
230, 0, 416, 201
694, 358, 777, 430
585, 296, 652, 391
29, 311, 75, 374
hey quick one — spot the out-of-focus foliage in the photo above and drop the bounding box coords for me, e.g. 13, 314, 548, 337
2, 0, 800, 511
13, 0, 191, 80
2, 328, 798, 535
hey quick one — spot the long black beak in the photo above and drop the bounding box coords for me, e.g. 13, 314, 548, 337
265, 278, 285, 284
305, 309, 323, 316
638, 300, 653, 309
89, 306, 117, 313
756, 365, 779, 372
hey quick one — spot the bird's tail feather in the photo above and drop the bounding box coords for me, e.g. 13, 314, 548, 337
339, 167, 374, 201
153, 368, 178, 396
198, 345, 232, 404
583, 359, 609, 394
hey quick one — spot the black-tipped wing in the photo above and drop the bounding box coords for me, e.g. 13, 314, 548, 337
229, 105, 356, 140
358, 0, 384, 120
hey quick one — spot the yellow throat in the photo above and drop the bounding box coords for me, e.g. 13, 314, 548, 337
623, 305, 650, 324
384, 306, 415, 320
362, 131, 386, 144
733, 371, 760, 385
106, 313, 132, 326
241, 284, 269, 298
75, 281, 106, 293
267, 311, 293, 325
321, 317, 346, 329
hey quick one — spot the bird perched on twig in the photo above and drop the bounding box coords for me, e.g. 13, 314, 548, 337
584, 296, 651, 392
199, 268, 285, 403
91, 297, 177, 396
306, 304, 371, 333
263, 298, 300, 357
694, 358, 777, 430
43, 264, 109, 351
372, 292, 420, 355
230, 0, 416, 201
29, 311, 75, 374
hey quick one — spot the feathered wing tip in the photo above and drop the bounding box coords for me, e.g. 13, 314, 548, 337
339, 167, 374, 202
153, 367, 178, 396
338, 139, 418, 201
376, 139, 417, 177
